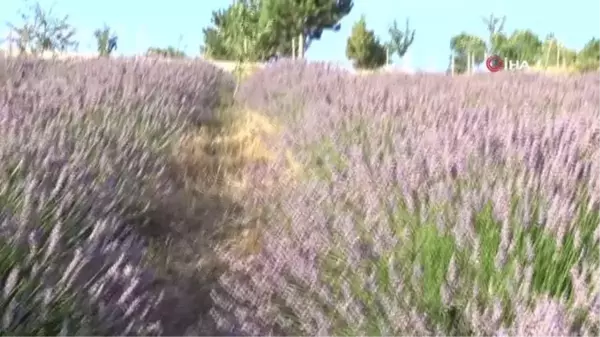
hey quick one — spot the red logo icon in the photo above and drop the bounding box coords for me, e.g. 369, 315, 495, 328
486, 55, 504, 72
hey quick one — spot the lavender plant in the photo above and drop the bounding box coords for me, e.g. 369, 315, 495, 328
1, 55, 598, 336
212, 62, 600, 335
0, 57, 237, 335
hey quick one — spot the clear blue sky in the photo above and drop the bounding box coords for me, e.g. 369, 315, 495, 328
1, 0, 599, 71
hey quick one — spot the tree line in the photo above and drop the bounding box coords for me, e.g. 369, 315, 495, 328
342, 13, 598, 73
4, 1, 599, 73
449, 14, 600, 74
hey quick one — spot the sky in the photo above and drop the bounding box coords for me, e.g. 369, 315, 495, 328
1, 0, 599, 71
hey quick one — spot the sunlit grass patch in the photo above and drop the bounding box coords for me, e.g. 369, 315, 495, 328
171, 107, 308, 260
284, 149, 304, 179
232, 62, 264, 81
172, 108, 279, 195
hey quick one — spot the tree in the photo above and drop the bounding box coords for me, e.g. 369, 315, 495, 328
346, 16, 386, 69
490, 32, 509, 57
202, 1, 281, 62
94, 24, 117, 57
540, 36, 579, 70
7, 1, 78, 55
578, 38, 599, 60
482, 13, 506, 54
385, 18, 415, 64
201, 0, 352, 61
561, 47, 577, 67
146, 46, 186, 58
576, 38, 600, 72
202, 8, 236, 60
498, 30, 542, 64
449, 33, 486, 74
225, 1, 276, 62
260, 0, 353, 58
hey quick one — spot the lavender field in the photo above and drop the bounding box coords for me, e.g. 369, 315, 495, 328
0, 57, 598, 336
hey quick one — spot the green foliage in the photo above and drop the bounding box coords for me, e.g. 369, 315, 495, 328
385, 19, 415, 61
146, 46, 186, 58
94, 24, 115, 57
346, 16, 386, 69
263, 0, 353, 58
259, 0, 307, 57
452, 15, 599, 73
202, 1, 279, 62
201, 8, 235, 60
202, 0, 352, 61
576, 38, 600, 72
578, 38, 600, 60
7, 1, 78, 55
496, 30, 543, 64
449, 33, 486, 74
536, 34, 580, 69
229, 1, 275, 62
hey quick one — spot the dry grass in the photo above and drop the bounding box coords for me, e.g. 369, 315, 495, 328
530, 65, 580, 74
173, 109, 278, 194
171, 108, 290, 259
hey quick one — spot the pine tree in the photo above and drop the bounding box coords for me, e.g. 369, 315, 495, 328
346, 16, 386, 69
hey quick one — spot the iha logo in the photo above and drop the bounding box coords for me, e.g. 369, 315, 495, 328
485, 55, 530, 72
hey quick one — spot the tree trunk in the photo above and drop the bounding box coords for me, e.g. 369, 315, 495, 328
467, 52, 471, 75
385, 46, 389, 65
298, 33, 304, 59
292, 37, 295, 59
544, 39, 554, 68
